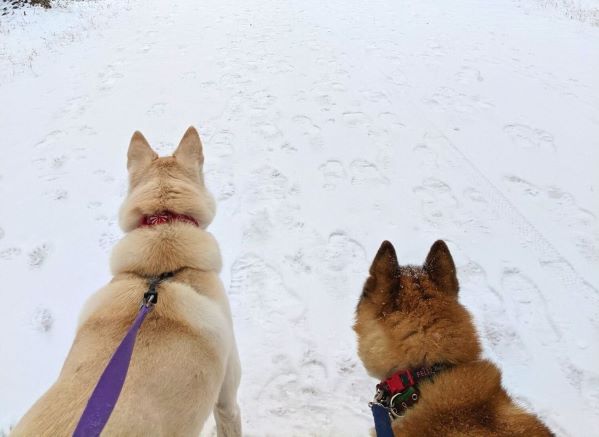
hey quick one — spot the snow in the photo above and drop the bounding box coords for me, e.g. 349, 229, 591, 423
0, 0, 598, 435
525, 0, 599, 25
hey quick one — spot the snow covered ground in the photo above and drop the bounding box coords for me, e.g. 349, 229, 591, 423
1, 0, 598, 435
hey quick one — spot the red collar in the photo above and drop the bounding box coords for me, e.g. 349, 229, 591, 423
139, 211, 199, 228
379, 365, 442, 394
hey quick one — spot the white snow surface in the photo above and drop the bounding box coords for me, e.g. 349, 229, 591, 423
1, 0, 598, 435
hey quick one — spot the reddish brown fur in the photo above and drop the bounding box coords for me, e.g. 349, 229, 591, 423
354, 240, 553, 436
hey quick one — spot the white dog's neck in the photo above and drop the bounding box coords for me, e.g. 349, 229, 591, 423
110, 223, 222, 277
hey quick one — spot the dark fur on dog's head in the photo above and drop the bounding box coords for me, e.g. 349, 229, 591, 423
353, 240, 481, 379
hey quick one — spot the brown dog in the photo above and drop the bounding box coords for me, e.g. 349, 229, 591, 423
11, 127, 242, 436
354, 240, 553, 436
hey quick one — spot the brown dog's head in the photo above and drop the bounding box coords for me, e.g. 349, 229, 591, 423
119, 127, 216, 232
353, 240, 481, 379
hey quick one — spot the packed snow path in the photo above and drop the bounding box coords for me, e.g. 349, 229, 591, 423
1, 0, 598, 435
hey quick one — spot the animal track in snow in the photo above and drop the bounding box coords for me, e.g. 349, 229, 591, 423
31, 155, 68, 182
244, 166, 291, 204
324, 232, 366, 273
99, 231, 119, 252
283, 249, 312, 274
503, 175, 541, 197
98, 64, 124, 91
342, 111, 370, 128
459, 260, 503, 306
44, 189, 68, 201
349, 160, 389, 185
483, 317, 532, 364
229, 253, 305, 327
503, 124, 555, 150
93, 169, 115, 184
250, 89, 277, 110
329, 82, 345, 92
378, 112, 405, 128
210, 130, 235, 158
412, 177, 459, 225
455, 66, 484, 84
87, 201, 102, 209
291, 115, 322, 147
256, 347, 329, 426
0, 226, 4, 240
152, 141, 174, 155
318, 160, 346, 189
413, 143, 440, 170
31, 307, 54, 333
50, 155, 68, 169
463, 187, 488, 204
0, 247, 21, 261
503, 175, 598, 261
385, 68, 409, 87
425, 86, 494, 114
241, 209, 273, 242
62, 96, 89, 117
28, 244, 51, 269
207, 171, 235, 201
581, 373, 599, 411
35, 130, 63, 149
360, 89, 390, 104
462, 186, 500, 228
500, 268, 561, 343
147, 102, 166, 116
254, 122, 282, 141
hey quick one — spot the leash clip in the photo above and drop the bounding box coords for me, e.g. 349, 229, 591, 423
141, 289, 158, 309
141, 278, 160, 309
140, 272, 175, 309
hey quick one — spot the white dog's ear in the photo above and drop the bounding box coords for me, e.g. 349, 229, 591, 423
174, 126, 204, 169
127, 131, 157, 171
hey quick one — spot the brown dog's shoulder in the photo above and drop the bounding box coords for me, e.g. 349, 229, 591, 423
356, 240, 554, 436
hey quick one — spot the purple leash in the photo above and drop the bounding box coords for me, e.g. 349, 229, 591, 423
73, 272, 173, 437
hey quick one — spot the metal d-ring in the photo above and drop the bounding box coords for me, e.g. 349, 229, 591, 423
389, 392, 406, 418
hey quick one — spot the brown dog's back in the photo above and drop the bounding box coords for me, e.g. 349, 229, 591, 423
354, 240, 553, 436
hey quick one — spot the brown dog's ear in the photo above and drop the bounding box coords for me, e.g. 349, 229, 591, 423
174, 126, 204, 169
361, 241, 400, 303
424, 240, 459, 295
370, 240, 399, 279
127, 131, 158, 171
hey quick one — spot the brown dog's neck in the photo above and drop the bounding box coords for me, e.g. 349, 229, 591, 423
377, 359, 503, 422
421, 360, 500, 392
374, 362, 452, 416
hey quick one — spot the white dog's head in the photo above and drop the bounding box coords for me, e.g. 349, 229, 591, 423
119, 126, 216, 232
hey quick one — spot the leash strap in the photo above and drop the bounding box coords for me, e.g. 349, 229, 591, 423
73, 273, 172, 437
371, 403, 394, 437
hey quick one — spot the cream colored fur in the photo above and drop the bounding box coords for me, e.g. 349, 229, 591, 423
11, 127, 242, 437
